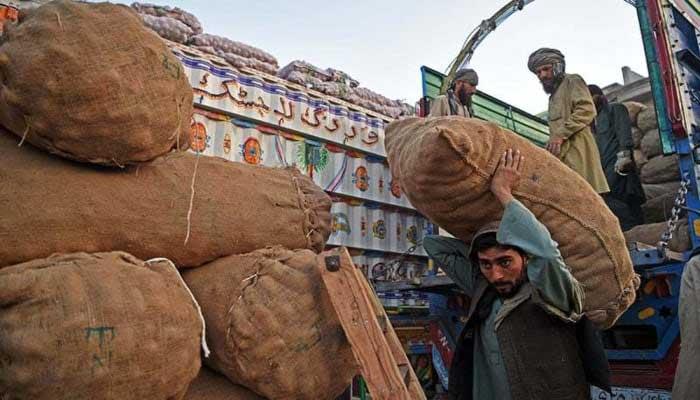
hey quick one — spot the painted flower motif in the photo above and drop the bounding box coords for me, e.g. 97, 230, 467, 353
241, 137, 263, 164
390, 179, 402, 199
372, 220, 386, 239
406, 225, 418, 245
189, 121, 209, 152
352, 166, 370, 192
332, 213, 351, 234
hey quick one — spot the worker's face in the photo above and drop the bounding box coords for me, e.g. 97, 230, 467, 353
477, 246, 527, 297
455, 80, 477, 104
534, 64, 556, 94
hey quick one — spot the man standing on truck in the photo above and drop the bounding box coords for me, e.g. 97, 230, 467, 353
424, 149, 610, 400
429, 68, 478, 117
587, 84, 646, 230
528, 48, 610, 194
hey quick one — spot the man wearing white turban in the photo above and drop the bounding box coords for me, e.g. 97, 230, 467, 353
528, 48, 609, 194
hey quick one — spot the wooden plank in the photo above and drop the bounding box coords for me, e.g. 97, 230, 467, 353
355, 268, 427, 400
317, 248, 412, 400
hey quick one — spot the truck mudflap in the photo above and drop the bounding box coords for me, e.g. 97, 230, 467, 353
590, 386, 671, 400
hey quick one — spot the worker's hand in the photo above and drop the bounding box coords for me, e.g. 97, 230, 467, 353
546, 137, 566, 157
490, 148, 523, 206
614, 150, 634, 176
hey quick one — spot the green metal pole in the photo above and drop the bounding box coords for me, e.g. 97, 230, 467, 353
359, 377, 368, 400
636, 0, 675, 154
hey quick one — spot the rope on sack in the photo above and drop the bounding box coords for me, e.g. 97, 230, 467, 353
17, 115, 31, 147
184, 150, 200, 245
146, 257, 211, 358
55, 12, 63, 30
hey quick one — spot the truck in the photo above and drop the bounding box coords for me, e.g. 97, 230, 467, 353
143, 0, 696, 397
372, 0, 700, 398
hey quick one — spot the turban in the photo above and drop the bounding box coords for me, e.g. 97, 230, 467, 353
454, 68, 479, 86
527, 48, 565, 73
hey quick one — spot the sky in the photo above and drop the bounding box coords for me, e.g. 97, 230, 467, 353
120, 0, 648, 114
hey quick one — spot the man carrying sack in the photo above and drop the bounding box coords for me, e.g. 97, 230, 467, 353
424, 149, 610, 400
429, 68, 479, 117
528, 48, 609, 194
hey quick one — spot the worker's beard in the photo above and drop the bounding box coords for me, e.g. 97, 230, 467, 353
492, 270, 527, 298
456, 87, 472, 108
540, 75, 563, 95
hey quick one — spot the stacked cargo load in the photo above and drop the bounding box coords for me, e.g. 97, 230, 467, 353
0, 2, 360, 399
131, 2, 415, 119
177, 42, 434, 285
621, 102, 689, 252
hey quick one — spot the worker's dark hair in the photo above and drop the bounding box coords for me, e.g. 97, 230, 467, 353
587, 84, 604, 97
470, 232, 527, 264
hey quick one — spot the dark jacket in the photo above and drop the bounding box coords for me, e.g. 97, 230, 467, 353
593, 102, 646, 204
449, 280, 610, 400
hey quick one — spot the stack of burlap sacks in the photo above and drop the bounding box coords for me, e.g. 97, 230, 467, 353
131, 2, 280, 75
278, 60, 415, 118
386, 117, 639, 329
0, 2, 356, 399
130, 2, 415, 118
622, 102, 689, 252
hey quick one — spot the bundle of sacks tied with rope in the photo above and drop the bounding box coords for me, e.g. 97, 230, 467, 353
0, 2, 356, 399
386, 117, 640, 329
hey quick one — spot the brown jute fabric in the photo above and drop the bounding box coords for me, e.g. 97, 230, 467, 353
183, 247, 357, 400
385, 117, 637, 328
641, 154, 680, 184
185, 367, 266, 400
622, 101, 647, 127
631, 127, 644, 149
637, 107, 659, 133
641, 129, 662, 159
642, 191, 677, 223
0, 130, 331, 268
643, 181, 680, 200
0, 0, 192, 166
0, 252, 202, 400
624, 220, 690, 253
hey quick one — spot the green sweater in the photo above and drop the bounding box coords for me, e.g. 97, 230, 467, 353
423, 199, 585, 400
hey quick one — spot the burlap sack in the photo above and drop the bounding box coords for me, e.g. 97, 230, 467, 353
183, 247, 356, 400
140, 13, 193, 44
641, 155, 680, 184
625, 220, 690, 252
0, 130, 331, 268
0, 0, 192, 166
185, 368, 266, 400
385, 117, 637, 328
637, 107, 659, 132
634, 149, 648, 173
623, 101, 647, 127
641, 129, 662, 159
0, 252, 202, 400
642, 191, 678, 223
632, 127, 644, 149
643, 181, 680, 200
132, 2, 203, 34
